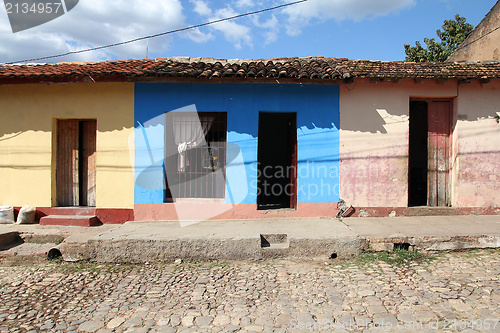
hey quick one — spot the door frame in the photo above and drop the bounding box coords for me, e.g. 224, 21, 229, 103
54, 118, 97, 207
408, 98, 453, 207
257, 112, 297, 210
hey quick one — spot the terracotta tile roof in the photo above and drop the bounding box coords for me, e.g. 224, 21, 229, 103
1, 56, 499, 83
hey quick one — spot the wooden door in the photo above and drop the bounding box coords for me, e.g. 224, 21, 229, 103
80, 120, 97, 206
56, 119, 96, 207
427, 102, 451, 207
57, 120, 79, 206
257, 113, 297, 210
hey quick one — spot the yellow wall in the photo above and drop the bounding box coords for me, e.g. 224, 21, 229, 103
0, 82, 135, 208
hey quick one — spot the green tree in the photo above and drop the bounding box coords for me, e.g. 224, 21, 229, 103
404, 14, 474, 62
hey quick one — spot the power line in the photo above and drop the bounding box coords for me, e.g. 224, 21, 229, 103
7, 0, 307, 64
453, 25, 500, 52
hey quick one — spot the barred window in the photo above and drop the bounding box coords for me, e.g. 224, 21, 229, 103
165, 112, 227, 199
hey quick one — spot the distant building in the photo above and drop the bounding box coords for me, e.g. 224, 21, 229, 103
447, 0, 500, 62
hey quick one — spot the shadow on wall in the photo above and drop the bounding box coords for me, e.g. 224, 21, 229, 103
458, 82, 500, 123
341, 108, 390, 134
340, 80, 500, 134
0, 83, 133, 138
340, 106, 415, 134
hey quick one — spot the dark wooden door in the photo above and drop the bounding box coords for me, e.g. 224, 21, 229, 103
257, 113, 297, 209
56, 119, 96, 207
427, 102, 451, 207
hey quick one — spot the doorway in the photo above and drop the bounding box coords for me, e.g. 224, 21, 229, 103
56, 119, 97, 207
408, 101, 451, 207
257, 112, 297, 210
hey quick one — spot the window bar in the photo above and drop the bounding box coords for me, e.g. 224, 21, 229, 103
195, 116, 199, 198
219, 116, 222, 197
184, 115, 188, 198
218, 116, 222, 198
217, 116, 220, 198
168, 112, 227, 199
209, 116, 213, 199
186, 115, 189, 198
213, 117, 216, 199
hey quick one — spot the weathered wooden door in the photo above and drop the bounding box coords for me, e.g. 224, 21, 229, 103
427, 102, 451, 207
79, 120, 97, 206
56, 119, 96, 207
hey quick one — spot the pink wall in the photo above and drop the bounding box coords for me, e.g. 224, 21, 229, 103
134, 202, 340, 221
340, 78, 499, 212
455, 80, 500, 207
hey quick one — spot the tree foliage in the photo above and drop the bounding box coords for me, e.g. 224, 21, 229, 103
404, 14, 474, 62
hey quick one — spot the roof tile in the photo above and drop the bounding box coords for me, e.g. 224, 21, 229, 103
0, 57, 499, 82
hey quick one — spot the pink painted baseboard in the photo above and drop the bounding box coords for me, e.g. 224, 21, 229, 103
133, 203, 500, 221
134, 202, 341, 221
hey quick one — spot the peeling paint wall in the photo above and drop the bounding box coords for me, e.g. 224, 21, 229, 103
0, 78, 497, 217
340, 79, 458, 208
455, 80, 500, 207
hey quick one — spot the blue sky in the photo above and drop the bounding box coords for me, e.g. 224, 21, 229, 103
0, 0, 497, 64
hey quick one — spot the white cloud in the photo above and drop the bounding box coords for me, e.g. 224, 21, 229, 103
252, 14, 279, 45
212, 7, 252, 48
235, 0, 256, 9
180, 28, 214, 43
0, 0, 185, 63
184, 0, 415, 50
0, 0, 417, 63
210, 19, 252, 49
253, 14, 278, 29
191, 5, 253, 50
191, 0, 212, 17
283, 0, 416, 35
262, 30, 278, 45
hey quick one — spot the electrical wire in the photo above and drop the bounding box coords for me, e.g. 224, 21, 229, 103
6, 0, 308, 64
453, 25, 500, 53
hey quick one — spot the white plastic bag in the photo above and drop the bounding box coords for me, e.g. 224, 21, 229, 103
16, 205, 36, 224
0, 206, 15, 224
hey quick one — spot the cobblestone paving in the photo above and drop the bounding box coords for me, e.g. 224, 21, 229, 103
0, 249, 500, 333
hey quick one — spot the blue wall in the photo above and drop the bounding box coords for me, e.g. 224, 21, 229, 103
134, 83, 340, 205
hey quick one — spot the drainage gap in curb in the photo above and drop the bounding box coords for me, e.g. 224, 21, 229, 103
394, 242, 411, 251
260, 234, 289, 249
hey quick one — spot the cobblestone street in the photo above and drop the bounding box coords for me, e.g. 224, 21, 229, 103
1, 249, 499, 333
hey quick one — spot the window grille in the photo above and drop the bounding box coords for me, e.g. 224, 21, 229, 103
165, 112, 227, 199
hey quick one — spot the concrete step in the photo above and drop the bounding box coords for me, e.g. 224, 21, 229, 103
48, 207, 97, 216
40, 215, 99, 227
407, 207, 455, 216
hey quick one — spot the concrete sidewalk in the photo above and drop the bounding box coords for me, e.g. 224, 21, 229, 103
1, 215, 499, 262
